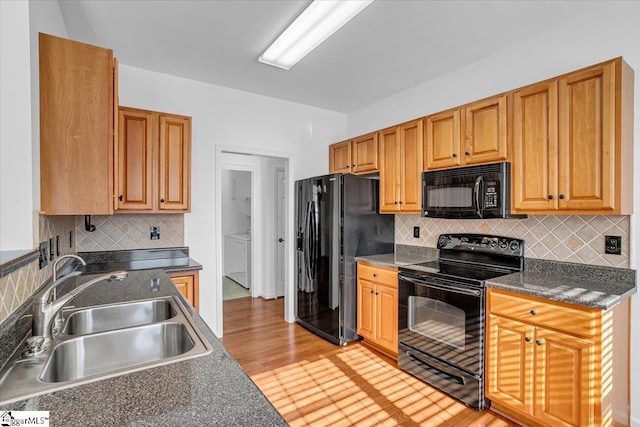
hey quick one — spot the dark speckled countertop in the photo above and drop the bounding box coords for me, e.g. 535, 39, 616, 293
0, 260, 286, 426
356, 245, 636, 311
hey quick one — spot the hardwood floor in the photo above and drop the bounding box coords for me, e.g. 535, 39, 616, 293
221, 297, 516, 427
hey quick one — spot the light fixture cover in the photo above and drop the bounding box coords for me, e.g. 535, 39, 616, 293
259, 0, 373, 70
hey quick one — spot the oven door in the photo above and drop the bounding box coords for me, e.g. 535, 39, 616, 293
398, 272, 484, 375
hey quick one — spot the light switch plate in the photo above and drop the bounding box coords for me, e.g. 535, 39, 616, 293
150, 226, 160, 240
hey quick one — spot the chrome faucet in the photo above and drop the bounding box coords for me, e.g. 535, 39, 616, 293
27, 270, 128, 356
53, 254, 87, 282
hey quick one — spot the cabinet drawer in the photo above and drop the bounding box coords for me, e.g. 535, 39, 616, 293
357, 263, 398, 287
488, 290, 596, 337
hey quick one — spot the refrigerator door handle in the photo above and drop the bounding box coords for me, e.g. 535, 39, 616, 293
302, 202, 312, 280
308, 201, 317, 280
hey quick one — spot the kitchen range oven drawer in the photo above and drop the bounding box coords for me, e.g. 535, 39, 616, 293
487, 289, 597, 338
357, 263, 398, 287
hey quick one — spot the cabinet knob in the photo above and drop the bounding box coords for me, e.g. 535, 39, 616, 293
352, 164, 355, 167
375, 292, 379, 295
118, 194, 123, 201
524, 336, 532, 343
547, 195, 553, 200
345, 165, 349, 168
558, 194, 565, 200
530, 309, 537, 315
373, 273, 377, 277
452, 153, 457, 158
394, 201, 398, 205
160, 198, 165, 203
370, 290, 374, 294
536, 339, 544, 346
464, 151, 470, 156
399, 201, 403, 204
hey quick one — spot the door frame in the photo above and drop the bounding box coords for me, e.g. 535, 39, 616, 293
274, 166, 286, 297
214, 145, 294, 337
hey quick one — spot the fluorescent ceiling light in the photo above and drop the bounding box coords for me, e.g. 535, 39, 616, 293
259, 0, 374, 70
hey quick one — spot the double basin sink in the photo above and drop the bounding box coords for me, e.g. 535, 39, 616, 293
0, 296, 212, 405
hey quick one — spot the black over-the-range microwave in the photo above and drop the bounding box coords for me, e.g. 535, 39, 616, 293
421, 162, 525, 219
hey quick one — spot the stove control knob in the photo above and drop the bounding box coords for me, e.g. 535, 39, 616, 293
510, 241, 520, 251
499, 240, 508, 249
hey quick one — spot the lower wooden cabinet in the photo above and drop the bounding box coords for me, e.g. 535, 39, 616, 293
168, 271, 200, 312
485, 288, 629, 427
356, 262, 398, 358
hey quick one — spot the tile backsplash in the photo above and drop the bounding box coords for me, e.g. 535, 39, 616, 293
0, 214, 76, 324
75, 214, 184, 252
396, 215, 630, 268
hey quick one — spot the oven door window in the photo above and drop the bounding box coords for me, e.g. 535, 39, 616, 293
408, 296, 465, 350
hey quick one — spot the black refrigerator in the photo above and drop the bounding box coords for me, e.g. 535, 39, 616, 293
295, 174, 394, 345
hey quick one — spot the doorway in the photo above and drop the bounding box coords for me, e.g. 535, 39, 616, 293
215, 148, 292, 337
221, 170, 252, 300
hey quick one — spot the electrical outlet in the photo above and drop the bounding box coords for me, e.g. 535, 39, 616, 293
39, 242, 48, 269
413, 226, 420, 238
150, 226, 160, 240
604, 236, 622, 255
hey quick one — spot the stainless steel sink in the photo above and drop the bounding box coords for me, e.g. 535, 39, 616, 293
0, 296, 211, 405
42, 322, 193, 382
61, 298, 176, 335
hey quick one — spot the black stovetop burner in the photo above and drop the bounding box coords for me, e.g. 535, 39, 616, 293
401, 233, 525, 286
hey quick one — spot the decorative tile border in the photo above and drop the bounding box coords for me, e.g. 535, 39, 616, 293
75, 214, 184, 252
396, 215, 630, 268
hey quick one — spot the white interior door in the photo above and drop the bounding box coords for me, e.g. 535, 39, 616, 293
275, 168, 286, 297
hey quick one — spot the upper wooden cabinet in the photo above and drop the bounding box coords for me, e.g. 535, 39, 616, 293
379, 120, 423, 213
328, 132, 378, 175
512, 58, 633, 215
39, 33, 117, 215
424, 94, 507, 170
117, 107, 191, 213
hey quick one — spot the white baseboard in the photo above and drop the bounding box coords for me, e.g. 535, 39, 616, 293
631, 415, 640, 427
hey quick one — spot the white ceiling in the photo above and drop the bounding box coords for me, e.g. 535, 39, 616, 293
57, 0, 602, 113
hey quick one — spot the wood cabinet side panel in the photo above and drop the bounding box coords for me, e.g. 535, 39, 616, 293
39, 33, 114, 215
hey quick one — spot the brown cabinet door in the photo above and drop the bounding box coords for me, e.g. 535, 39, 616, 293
375, 283, 398, 354
511, 81, 558, 211
486, 314, 535, 417
558, 62, 616, 211
424, 109, 461, 170
379, 127, 400, 213
463, 94, 508, 165
159, 114, 191, 211
357, 279, 376, 341
329, 140, 352, 174
39, 33, 115, 215
352, 132, 379, 174
117, 108, 154, 210
399, 120, 423, 213
534, 328, 595, 427
169, 272, 199, 311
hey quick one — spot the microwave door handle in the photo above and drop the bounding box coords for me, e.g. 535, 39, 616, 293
474, 176, 483, 218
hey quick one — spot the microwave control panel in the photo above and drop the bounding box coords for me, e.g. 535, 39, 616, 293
484, 181, 499, 208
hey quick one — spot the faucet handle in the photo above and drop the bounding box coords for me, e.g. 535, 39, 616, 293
23, 336, 46, 357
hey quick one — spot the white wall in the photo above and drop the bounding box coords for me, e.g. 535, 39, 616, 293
0, 0, 33, 251
347, 2, 640, 425
118, 64, 347, 335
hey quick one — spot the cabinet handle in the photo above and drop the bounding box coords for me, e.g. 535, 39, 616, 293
118, 194, 123, 201
536, 339, 544, 346
464, 151, 470, 156
530, 309, 537, 315
524, 337, 532, 343
547, 195, 553, 200
558, 194, 565, 200
452, 153, 457, 158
